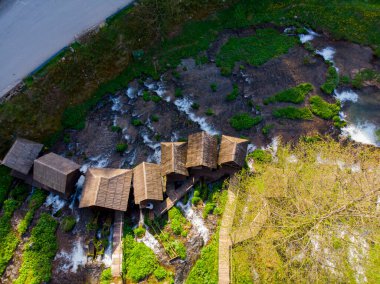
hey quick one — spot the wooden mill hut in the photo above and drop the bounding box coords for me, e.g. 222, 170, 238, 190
161, 142, 188, 180
33, 153, 80, 197
186, 131, 218, 169
79, 168, 132, 211
1, 138, 43, 178
218, 135, 249, 168
133, 162, 164, 208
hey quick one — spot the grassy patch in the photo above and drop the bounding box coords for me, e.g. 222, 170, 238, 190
230, 113, 262, 130
321, 66, 339, 94
15, 213, 58, 284
116, 143, 128, 153
133, 226, 146, 238
186, 233, 218, 284
216, 28, 297, 75
352, 69, 380, 89
309, 95, 340, 120
61, 216, 77, 232
205, 108, 214, 116
246, 149, 272, 164
18, 188, 47, 235
273, 106, 313, 120
262, 124, 274, 136
263, 83, 313, 104
100, 268, 112, 284
168, 207, 190, 237
226, 84, 239, 101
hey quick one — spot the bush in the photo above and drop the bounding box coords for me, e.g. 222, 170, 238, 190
61, 216, 76, 232
134, 226, 146, 238
273, 107, 313, 120
172, 240, 187, 260
131, 119, 143, 126
116, 143, 128, 153
100, 268, 112, 284
352, 68, 380, 89
15, 213, 58, 284
210, 83, 217, 92
111, 125, 122, 133
309, 95, 340, 119
203, 202, 216, 218
226, 84, 239, 101
152, 95, 162, 103
230, 113, 262, 130
142, 91, 151, 102
154, 266, 167, 281
191, 103, 200, 110
205, 108, 214, 116
247, 149, 272, 164
168, 207, 189, 236
333, 116, 347, 128
321, 66, 339, 94
263, 83, 313, 104
175, 88, 183, 98
151, 114, 159, 122
191, 196, 202, 206
262, 124, 274, 136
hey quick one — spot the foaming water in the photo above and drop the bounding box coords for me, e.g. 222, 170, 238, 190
342, 122, 379, 146
298, 28, 319, 43
334, 89, 359, 103
316, 46, 335, 62
141, 131, 161, 163
174, 97, 219, 135
55, 239, 87, 273
45, 193, 66, 214
137, 227, 162, 255
102, 225, 113, 267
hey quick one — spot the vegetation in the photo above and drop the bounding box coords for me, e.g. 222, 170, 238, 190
133, 226, 146, 238
216, 29, 297, 75
321, 66, 339, 94
61, 216, 77, 232
273, 106, 313, 120
131, 119, 143, 127
262, 124, 274, 136
309, 95, 340, 120
226, 84, 239, 101
18, 188, 47, 235
116, 142, 128, 153
191, 102, 200, 110
230, 113, 262, 130
175, 88, 183, 98
333, 115, 347, 128
100, 268, 112, 284
352, 68, 380, 89
246, 149, 272, 164
168, 207, 190, 237
263, 83, 313, 104
111, 125, 122, 133
186, 233, 219, 284
151, 114, 159, 122
231, 138, 380, 283
15, 213, 58, 284
205, 108, 214, 116
153, 266, 167, 281
0, 166, 12, 209
210, 83, 217, 92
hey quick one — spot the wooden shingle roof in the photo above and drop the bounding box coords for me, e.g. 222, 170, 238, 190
161, 142, 188, 177
33, 153, 81, 195
186, 131, 218, 169
133, 162, 163, 204
79, 168, 132, 211
1, 138, 43, 175
218, 135, 249, 168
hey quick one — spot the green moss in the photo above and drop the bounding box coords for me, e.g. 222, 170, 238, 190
309, 95, 340, 120
321, 66, 339, 94
230, 113, 262, 131
134, 226, 146, 238
273, 107, 313, 120
15, 213, 58, 284
61, 216, 76, 232
216, 28, 297, 75
264, 83, 313, 105
131, 119, 143, 127
111, 125, 122, 133
205, 108, 214, 116
226, 84, 239, 101
116, 143, 128, 153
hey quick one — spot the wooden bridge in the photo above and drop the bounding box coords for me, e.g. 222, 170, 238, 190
111, 211, 124, 283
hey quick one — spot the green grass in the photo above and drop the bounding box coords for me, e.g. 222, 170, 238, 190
264, 83, 313, 104
205, 108, 214, 116
17, 188, 47, 235
168, 207, 190, 237
226, 84, 239, 101
15, 213, 58, 284
116, 143, 128, 153
262, 124, 274, 136
100, 268, 112, 284
131, 119, 143, 127
352, 68, 380, 89
1, 0, 380, 155
273, 106, 313, 120
216, 28, 297, 75
309, 95, 340, 120
186, 233, 218, 284
321, 66, 339, 94
111, 125, 122, 133
230, 113, 262, 130
133, 226, 146, 238
246, 149, 272, 164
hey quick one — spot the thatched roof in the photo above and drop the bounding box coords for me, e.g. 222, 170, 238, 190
133, 162, 163, 204
161, 142, 188, 177
218, 135, 249, 168
79, 168, 132, 211
33, 153, 80, 195
1, 138, 43, 175
186, 131, 218, 169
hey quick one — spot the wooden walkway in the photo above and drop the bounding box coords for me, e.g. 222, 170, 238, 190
111, 210, 124, 282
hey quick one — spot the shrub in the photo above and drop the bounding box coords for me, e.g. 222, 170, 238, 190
263, 83, 313, 105
151, 114, 159, 122
230, 113, 262, 130
134, 226, 146, 238
303, 41, 315, 52
116, 143, 128, 153
321, 66, 339, 94
262, 124, 274, 136
273, 107, 313, 120
168, 207, 189, 236
132, 119, 143, 126
175, 88, 183, 98
111, 125, 122, 133
61, 216, 76, 232
352, 69, 380, 89
340, 75, 351, 85
191, 103, 200, 110
152, 95, 162, 103
172, 240, 187, 260
142, 91, 151, 102
247, 149, 272, 164
309, 95, 340, 119
226, 84, 239, 101
203, 202, 216, 218
154, 266, 167, 281
333, 116, 347, 128
100, 268, 112, 284
191, 196, 202, 206
210, 83, 217, 92
205, 108, 214, 116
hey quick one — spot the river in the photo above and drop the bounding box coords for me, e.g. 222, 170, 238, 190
0, 0, 133, 98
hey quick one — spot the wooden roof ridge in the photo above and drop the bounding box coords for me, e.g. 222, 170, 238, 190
35, 153, 80, 174
222, 135, 249, 144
